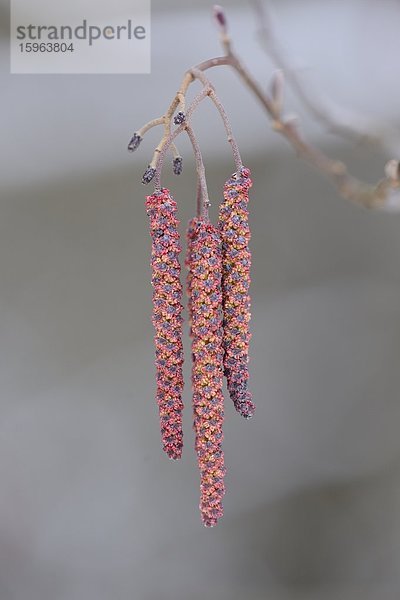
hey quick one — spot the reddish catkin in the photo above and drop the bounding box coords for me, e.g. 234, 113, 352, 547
146, 189, 184, 460
218, 167, 255, 419
186, 217, 226, 527
185, 218, 197, 328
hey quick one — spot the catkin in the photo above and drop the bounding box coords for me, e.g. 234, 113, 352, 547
146, 189, 184, 459
186, 218, 226, 527
219, 167, 255, 419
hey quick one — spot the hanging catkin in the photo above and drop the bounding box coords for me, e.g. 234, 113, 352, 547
186, 217, 226, 527
219, 167, 255, 419
146, 189, 184, 460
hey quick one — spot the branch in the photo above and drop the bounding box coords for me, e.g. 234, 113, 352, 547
252, 0, 392, 150
150, 90, 212, 217
213, 4, 400, 210
129, 5, 400, 210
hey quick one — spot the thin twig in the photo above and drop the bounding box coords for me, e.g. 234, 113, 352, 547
252, 0, 393, 151
185, 124, 210, 219
147, 61, 241, 172
132, 4, 400, 210
153, 87, 211, 190
151, 94, 210, 217
212, 4, 400, 209
137, 116, 164, 137
209, 89, 243, 172
190, 67, 243, 171
170, 143, 181, 160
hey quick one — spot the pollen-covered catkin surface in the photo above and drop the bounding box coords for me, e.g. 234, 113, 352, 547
146, 189, 184, 460
186, 218, 226, 527
219, 167, 255, 419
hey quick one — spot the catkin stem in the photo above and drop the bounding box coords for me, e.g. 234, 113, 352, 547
184, 125, 210, 219
153, 87, 211, 190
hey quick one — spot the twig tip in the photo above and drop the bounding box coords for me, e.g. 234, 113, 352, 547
173, 157, 183, 175
213, 5, 227, 33
128, 133, 142, 153
385, 159, 400, 182
142, 165, 156, 185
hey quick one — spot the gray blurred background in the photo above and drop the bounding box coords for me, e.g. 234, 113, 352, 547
1, 0, 400, 598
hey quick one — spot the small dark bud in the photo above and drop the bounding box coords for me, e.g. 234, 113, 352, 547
173, 112, 185, 125
128, 133, 142, 152
214, 5, 227, 30
173, 157, 183, 175
142, 166, 156, 184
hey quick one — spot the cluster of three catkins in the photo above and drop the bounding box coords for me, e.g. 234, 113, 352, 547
145, 166, 254, 527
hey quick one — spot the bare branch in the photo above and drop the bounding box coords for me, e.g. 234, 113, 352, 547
153, 87, 212, 190
252, 0, 394, 152
130, 4, 400, 210
212, 4, 400, 209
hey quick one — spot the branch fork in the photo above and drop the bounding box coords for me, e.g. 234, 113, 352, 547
128, 3, 400, 210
